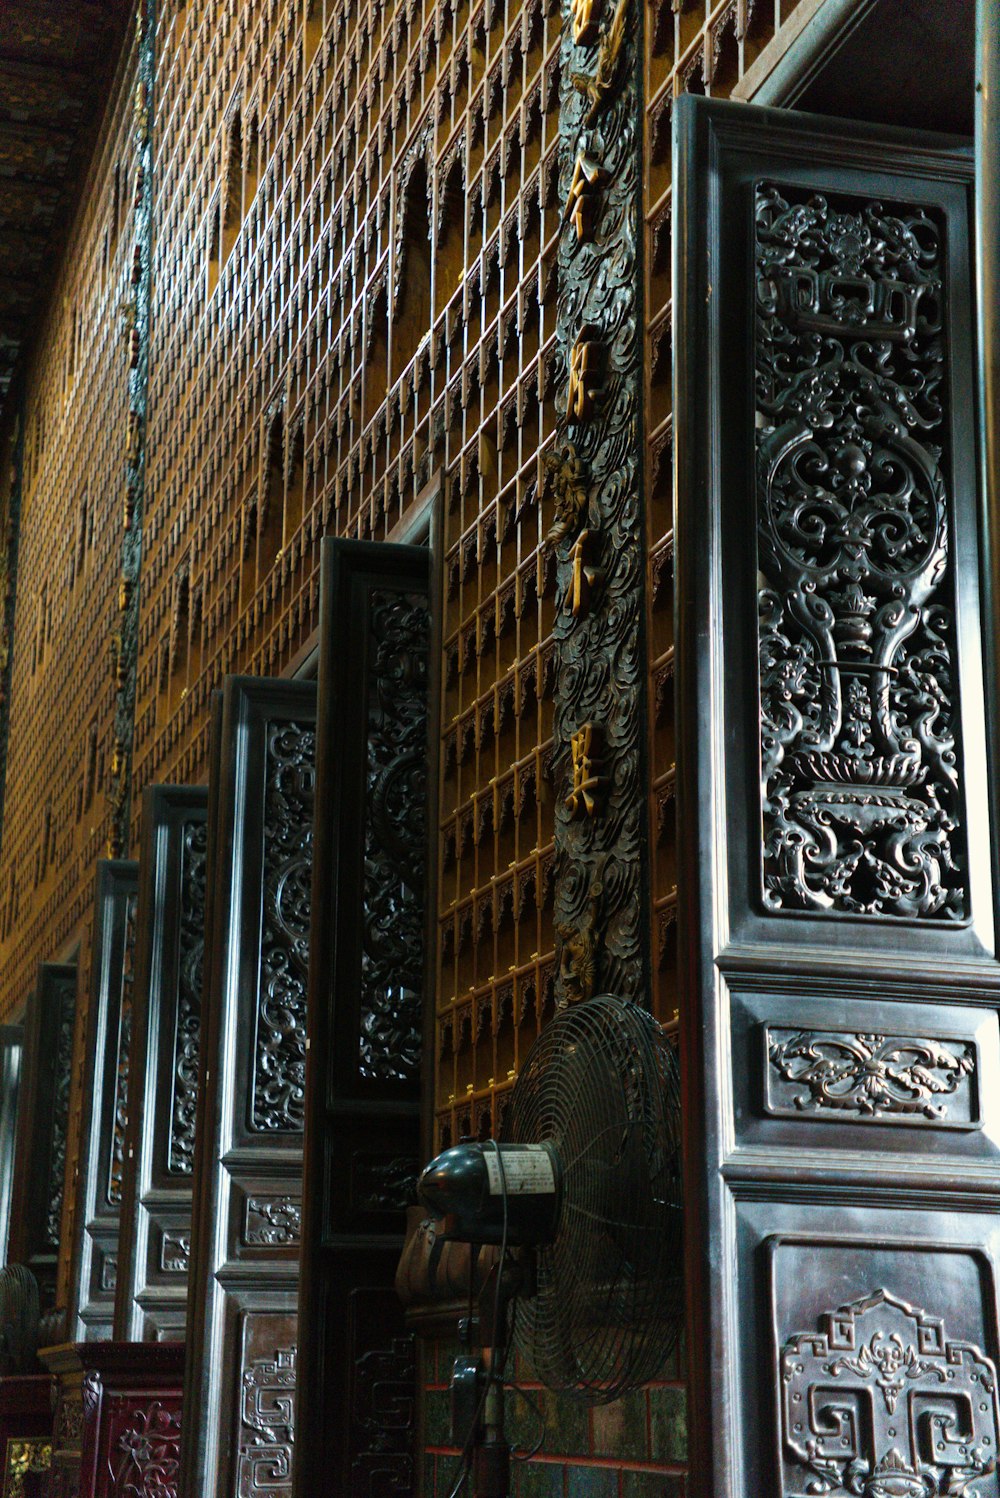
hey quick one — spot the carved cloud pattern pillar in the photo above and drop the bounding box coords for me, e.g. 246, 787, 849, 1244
550, 0, 652, 1004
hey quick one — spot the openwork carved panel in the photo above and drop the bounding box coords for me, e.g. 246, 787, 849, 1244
109, 891, 138, 1207
253, 722, 315, 1133
779, 1289, 1000, 1497
766, 1029, 978, 1125
46, 970, 77, 1249
168, 819, 208, 1175
359, 589, 428, 1084
755, 184, 966, 921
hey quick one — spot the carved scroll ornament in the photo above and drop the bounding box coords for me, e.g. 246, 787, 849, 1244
767, 1030, 976, 1121
254, 720, 315, 1134
755, 184, 966, 921
358, 589, 428, 1084
168, 818, 208, 1174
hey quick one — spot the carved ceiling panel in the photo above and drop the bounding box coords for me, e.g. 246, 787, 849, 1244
0, 0, 129, 408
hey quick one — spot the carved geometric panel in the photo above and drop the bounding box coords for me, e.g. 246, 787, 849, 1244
766, 1230, 1000, 1498
235, 1314, 296, 1497
780, 1288, 999, 1497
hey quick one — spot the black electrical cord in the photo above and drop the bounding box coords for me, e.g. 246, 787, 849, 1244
506, 1381, 547, 1462
443, 1140, 512, 1498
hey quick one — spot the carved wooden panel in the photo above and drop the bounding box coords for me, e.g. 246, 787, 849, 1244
40, 1342, 183, 1498
9, 962, 76, 1311
114, 786, 208, 1342
296, 539, 428, 1497
180, 677, 316, 1498
71, 860, 139, 1342
674, 100, 997, 1498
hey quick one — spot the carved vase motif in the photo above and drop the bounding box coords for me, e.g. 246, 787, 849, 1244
755, 183, 966, 920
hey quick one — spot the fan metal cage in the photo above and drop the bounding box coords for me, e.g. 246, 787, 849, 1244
501, 994, 683, 1403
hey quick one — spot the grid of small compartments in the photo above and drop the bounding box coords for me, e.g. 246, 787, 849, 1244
0, 32, 140, 1014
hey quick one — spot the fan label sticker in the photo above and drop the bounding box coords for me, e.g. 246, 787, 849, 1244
485, 1146, 556, 1195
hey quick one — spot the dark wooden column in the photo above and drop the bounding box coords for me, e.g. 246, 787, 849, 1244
295, 539, 430, 1497
179, 677, 316, 1498
0, 1022, 23, 1264
114, 786, 209, 1342
675, 97, 999, 1497
70, 860, 139, 1341
9, 963, 77, 1312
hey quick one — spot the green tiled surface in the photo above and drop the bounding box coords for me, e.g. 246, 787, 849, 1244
620, 1472, 685, 1498
591, 1389, 649, 1460
649, 1386, 687, 1464
517, 1461, 566, 1497
423, 1338, 688, 1496
565, 1466, 618, 1497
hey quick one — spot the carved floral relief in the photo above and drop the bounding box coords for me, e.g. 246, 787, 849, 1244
168, 818, 208, 1175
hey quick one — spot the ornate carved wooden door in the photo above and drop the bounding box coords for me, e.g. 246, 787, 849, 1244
115, 785, 209, 1342
295, 539, 431, 1497
674, 98, 999, 1498
71, 858, 139, 1340
9, 961, 76, 1311
180, 677, 316, 1498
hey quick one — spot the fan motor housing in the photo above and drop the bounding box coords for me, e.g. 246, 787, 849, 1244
418, 1142, 562, 1247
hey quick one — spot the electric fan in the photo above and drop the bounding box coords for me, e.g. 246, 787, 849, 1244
0, 1264, 39, 1374
418, 995, 683, 1495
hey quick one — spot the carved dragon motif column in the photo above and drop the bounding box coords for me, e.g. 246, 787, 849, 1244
550, 0, 651, 1003
109, 0, 156, 857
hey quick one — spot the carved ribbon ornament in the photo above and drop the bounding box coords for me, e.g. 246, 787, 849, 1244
755, 184, 966, 920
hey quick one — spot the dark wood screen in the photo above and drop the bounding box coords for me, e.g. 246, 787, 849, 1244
675, 97, 999, 1498
0, 1022, 22, 1265
9, 960, 77, 1310
114, 785, 209, 1342
295, 538, 430, 1497
180, 677, 316, 1498
71, 858, 139, 1341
